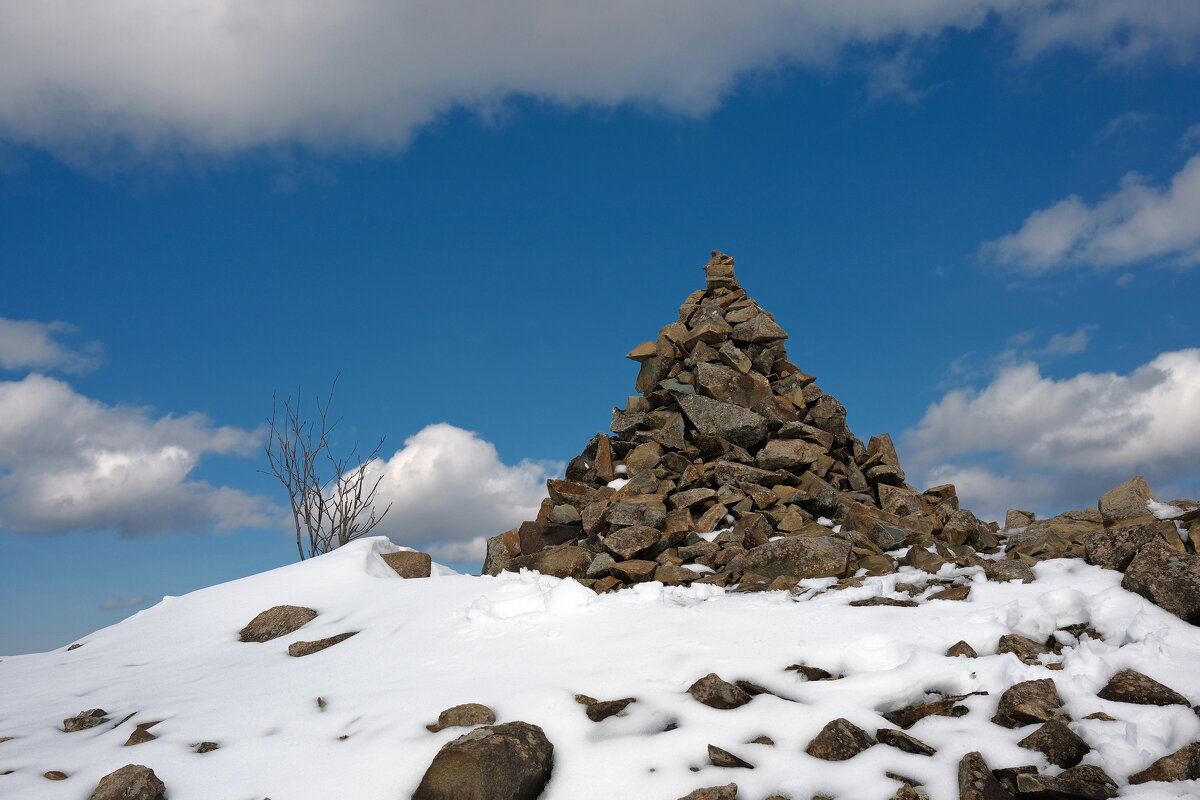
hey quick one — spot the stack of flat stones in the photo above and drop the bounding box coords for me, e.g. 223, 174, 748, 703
483, 252, 999, 592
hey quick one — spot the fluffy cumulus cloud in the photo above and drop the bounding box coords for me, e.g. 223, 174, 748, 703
905, 349, 1200, 519
0, 317, 101, 373
2, 1, 1199, 159
0, 374, 276, 536
984, 154, 1200, 272
359, 423, 555, 565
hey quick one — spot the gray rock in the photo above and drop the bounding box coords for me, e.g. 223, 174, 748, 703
238, 605, 318, 643
805, 718, 874, 761
88, 764, 166, 800
754, 439, 824, 470
1005, 510, 1035, 529
1085, 521, 1172, 571
992, 679, 1067, 728
511, 544, 593, 579
984, 560, 1036, 584
1017, 720, 1091, 768
957, 752, 1014, 800
63, 709, 109, 732
1128, 741, 1200, 784
728, 536, 850, 580
875, 729, 935, 756
688, 673, 751, 710
1122, 539, 1200, 624
426, 703, 497, 732
1097, 669, 1189, 706
602, 525, 661, 560
708, 744, 754, 768
287, 631, 357, 657
1098, 476, 1157, 525
411, 721, 554, 800
676, 394, 768, 449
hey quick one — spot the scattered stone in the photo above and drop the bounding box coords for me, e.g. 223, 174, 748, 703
688, 673, 752, 710
44, 771, 68, 780
1098, 476, 1156, 526
1127, 741, 1200, 784
287, 631, 357, 657
380, 550, 432, 578
882, 698, 967, 729
88, 764, 166, 800
63, 708, 110, 732
786, 665, 837, 681
1096, 669, 1189, 706
123, 721, 160, 746
1085, 521, 1173, 571
66, 643, 83, 651
1083, 712, 1116, 721
426, 703, 497, 732
984, 560, 1036, 584
957, 751, 1013, 800
239, 605, 318, 643
992, 679, 1067, 728
1012, 771, 1116, 799
849, 597, 917, 608
676, 784, 738, 800
997, 634, 1051, 665
580, 697, 636, 722
804, 718, 875, 760
411, 721, 554, 800
946, 641, 978, 658
749, 735, 775, 746
875, 729, 936, 756
1017, 720, 1091, 768
195, 741, 219, 753
928, 585, 970, 601
708, 744, 754, 768
1121, 539, 1200, 624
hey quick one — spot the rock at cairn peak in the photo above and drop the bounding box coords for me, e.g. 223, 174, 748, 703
482, 251, 990, 590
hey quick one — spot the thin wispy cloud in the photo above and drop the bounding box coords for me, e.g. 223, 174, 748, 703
2, 2, 1199, 162
0, 317, 102, 374
100, 595, 146, 611
1093, 111, 1155, 142
982, 154, 1200, 272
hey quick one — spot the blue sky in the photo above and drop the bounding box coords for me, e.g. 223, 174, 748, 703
2, 2, 1199, 655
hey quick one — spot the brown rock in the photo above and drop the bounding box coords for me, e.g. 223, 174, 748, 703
411, 721, 554, 800
626, 341, 657, 361
708, 744, 754, 768
483, 530, 521, 575
997, 634, 1051, 665
63, 708, 110, 732
728, 536, 850, 580
882, 698, 967, 729
195, 741, 219, 753
1121, 538, 1200, 624
426, 703, 497, 732
985, 559, 1036, 584
676, 394, 768, 449
958, 752, 1015, 800
610, 559, 658, 583
804, 718, 875, 761
582, 697, 635, 722
755, 439, 824, 470
381, 550, 433, 578
1012, 771, 1116, 799
592, 576, 622, 593
904, 547, 946, 574
688, 673, 752, 710
1097, 669, 1189, 706
677, 784, 739, 800
656, 564, 701, 585
603, 525, 661, 560
287, 631, 357, 657
1006, 510, 1035, 529
1017, 720, 1091, 768
88, 764, 166, 800
517, 520, 581, 554
875, 729, 936, 756
672, 488, 718, 510
992, 679, 1067, 728
239, 605, 318, 643
123, 721, 159, 746
511, 544, 592, 579
849, 597, 917, 608
1085, 521, 1173, 571
929, 585, 971, 602
605, 495, 668, 528
1128, 741, 1200, 784
1098, 476, 1156, 526
946, 641, 978, 658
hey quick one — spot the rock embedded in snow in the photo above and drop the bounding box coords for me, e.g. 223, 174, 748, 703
578, 696, 635, 722
410, 721, 553, 800
945, 640, 978, 658
194, 741, 219, 753
380, 551, 432, 579
43, 770, 67, 780
707, 744, 754, 769
982, 560, 1035, 584
956, 752, 1013, 800
687, 673, 751, 710
676, 784, 738, 800
287, 631, 357, 657
1127, 741, 1200, 784
238, 605, 318, 643
88, 764, 166, 800
1016, 719, 1091, 768
996, 634, 1050, 665
1096, 668, 1189, 706
881, 697, 967, 729
804, 718, 875, 761
63, 708, 109, 732
123, 721, 159, 746
875, 729, 936, 757
991, 679, 1067, 729
425, 703, 496, 732
1121, 538, 1200, 624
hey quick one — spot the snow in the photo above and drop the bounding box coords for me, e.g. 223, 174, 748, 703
2, 537, 1199, 799
1148, 500, 1184, 520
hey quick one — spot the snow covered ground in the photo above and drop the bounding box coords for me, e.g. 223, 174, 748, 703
1, 537, 1198, 799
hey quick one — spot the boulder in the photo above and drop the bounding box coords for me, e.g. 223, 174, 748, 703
728, 535, 850, 580
957, 752, 1014, 800
804, 718, 874, 761
511, 544, 592, 579
411, 721, 554, 800
677, 784, 738, 800
708, 744, 754, 768
676, 394, 768, 449
1098, 476, 1156, 526
1127, 742, 1200, 784
945, 641, 978, 658
1085, 521, 1172, 571
602, 525, 661, 560
426, 703, 497, 732
63, 708, 109, 732
992, 679, 1067, 728
755, 439, 824, 470
1096, 669, 1189, 706
1005, 510, 1035, 529
578, 697, 635, 722
875, 729, 936, 756
517, 521, 580, 554
997, 634, 1051, 665
287, 631, 357, 657
381, 550, 432, 579
1017, 720, 1091, 768
238, 605, 318, 643
1121, 539, 1200, 624
882, 698, 966, 729
984, 560, 1036, 584
610, 559, 658, 583
88, 765, 166, 800
688, 673, 751, 710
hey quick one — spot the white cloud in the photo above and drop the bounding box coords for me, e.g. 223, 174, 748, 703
0, 317, 101, 373
360, 423, 556, 565
1094, 110, 1155, 141
983, 154, 1200, 272
100, 594, 146, 611
2, 1, 1199, 160
1041, 324, 1095, 356
1180, 122, 1200, 150
0, 374, 276, 536
905, 349, 1200, 518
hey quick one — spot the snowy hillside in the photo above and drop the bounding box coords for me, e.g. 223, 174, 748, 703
1, 537, 1198, 800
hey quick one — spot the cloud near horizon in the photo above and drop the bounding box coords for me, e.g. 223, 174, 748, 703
983, 154, 1200, 273
904, 348, 1200, 520
358, 423, 556, 565
0, 373, 277, 537
0, 317, 101, 374
2, 1, 1199, 161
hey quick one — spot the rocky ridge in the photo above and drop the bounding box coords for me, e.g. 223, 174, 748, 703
483, 251, 999, 592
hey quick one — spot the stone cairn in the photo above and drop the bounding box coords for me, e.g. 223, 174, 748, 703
482, 251, 999, 592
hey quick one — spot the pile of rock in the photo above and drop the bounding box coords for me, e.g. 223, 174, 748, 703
999, 475, 1200, 625
483, 252, 997, 591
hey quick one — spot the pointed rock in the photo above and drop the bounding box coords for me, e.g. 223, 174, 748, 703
1097, 669, 1189, 706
